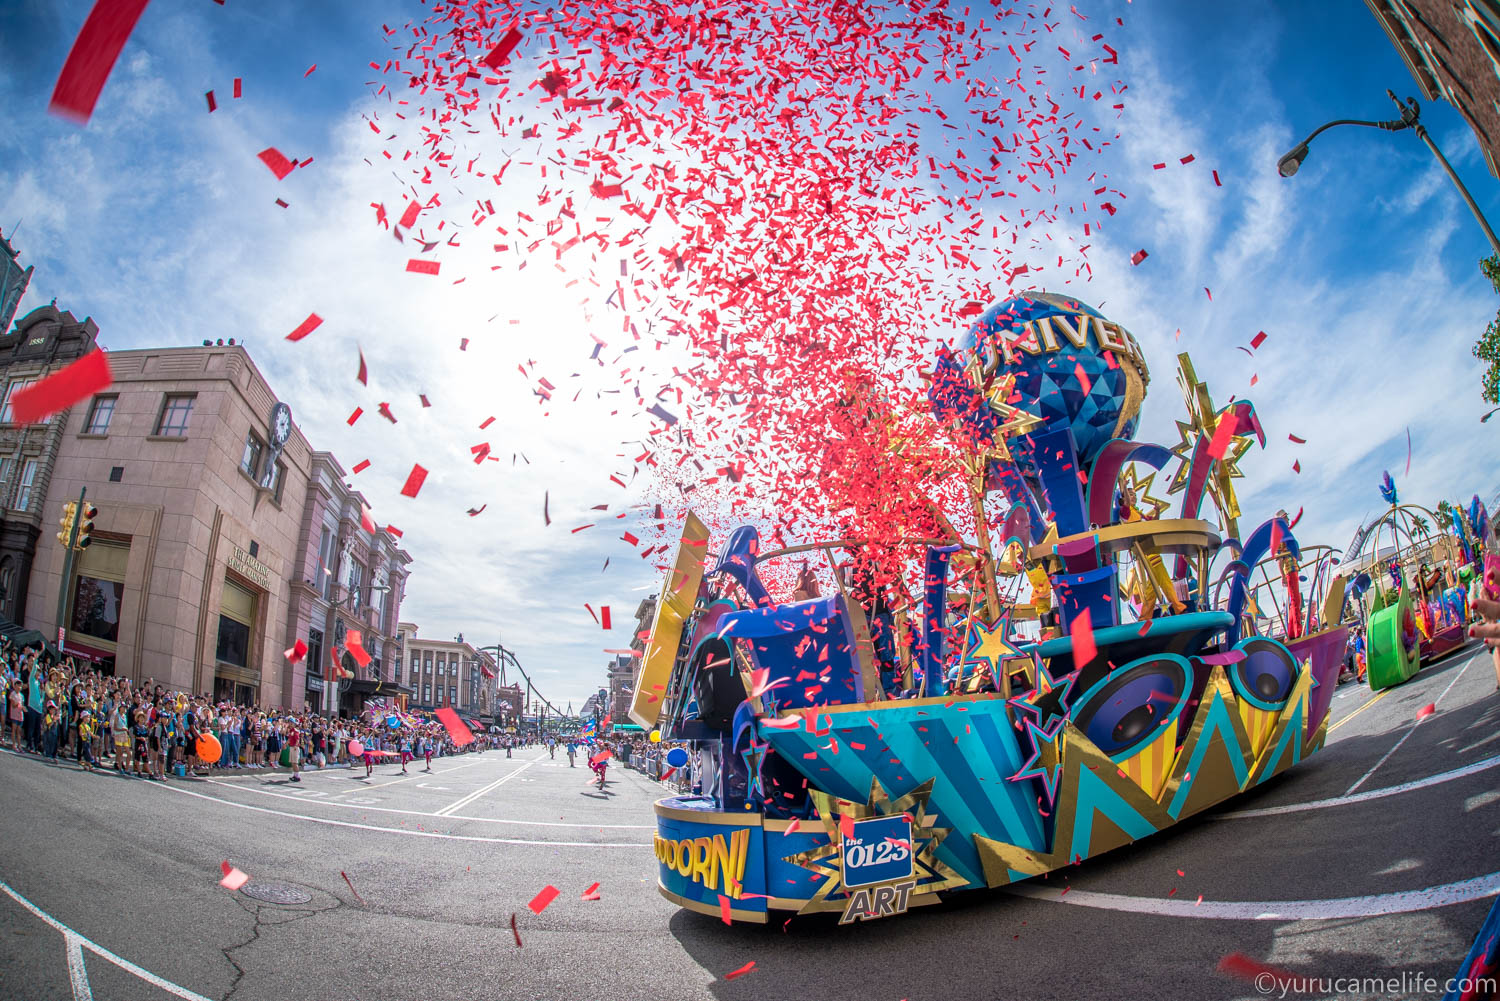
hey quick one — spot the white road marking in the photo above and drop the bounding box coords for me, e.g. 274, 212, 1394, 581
352, 760, 483, 793
434, 754, 545, 817
1217, 752, 1500, 819
197, 778, 653, 828
151, 780, 652, 848
1346, 653, 1476, 795
65, 933, 92, 1001
1007, 870, 1500, 919
0, 879, 214, 1001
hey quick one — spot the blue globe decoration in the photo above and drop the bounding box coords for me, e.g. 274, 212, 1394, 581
930, 291, 1150, 479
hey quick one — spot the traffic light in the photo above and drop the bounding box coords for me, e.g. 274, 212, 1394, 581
76, 503, 97, 550
56, 502, 77, 547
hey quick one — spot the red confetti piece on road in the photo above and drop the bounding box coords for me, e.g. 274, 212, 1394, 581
219, 861, 249, 890
11, 350, 112, 424
283, 638, 308, 663
1130, 249, 1148, 266
1070, 608, 1096, 667
510, 913, 522, 947
1217, 953, 1296, 990
406, 259, 440, 275
347, 407, 362, 426
341, 871, 364, 904
724, 962, 756, 981
49, 0, 151, 124
482, 23, 524, 69
601, 606, 612, 629
719, 894, 733, 925
257, 147, 295, 180
205, 90, 216, 112
400, 463, 428, 498
351, 459, 370, 474
1416, 703, 1435, 720
581, 883, 601, 901
285, 313, 323, 342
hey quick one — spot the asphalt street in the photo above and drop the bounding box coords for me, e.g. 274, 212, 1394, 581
2, 642, 1499, 1001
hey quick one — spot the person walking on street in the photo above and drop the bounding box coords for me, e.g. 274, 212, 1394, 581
287, 722, 302, 782
566, 740, 577, 767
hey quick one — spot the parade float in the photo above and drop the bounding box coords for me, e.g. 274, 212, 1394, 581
631, 293, 1349, 924
1352, 480, 1489, 691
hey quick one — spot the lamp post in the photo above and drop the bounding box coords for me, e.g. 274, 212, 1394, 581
1278, 90, 1500, 258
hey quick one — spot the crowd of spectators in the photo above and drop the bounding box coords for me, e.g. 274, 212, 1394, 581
602, 734, 707, 795
3, 643, 496, 779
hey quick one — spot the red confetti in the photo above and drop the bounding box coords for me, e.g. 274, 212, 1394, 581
49, 0, 151, 124
283, 638, 308, 663
1250, 330, 1267, 350
346, 407, 362, 426
340, 871, 364, 905
1217, 954, 1296, 990
1288, 434, 1305, 444
1069, 608, 1096, 667
285, 312, 323, 342
601, 606, 612, 629
219, 861, 249, 891
436, 707, 475, 746
303, 64, 316, 77
10, 350, 112, 424
1212, 169, 1221, 186
1416, 703, 1435, 721
406, 259, 440, 275
400, 464, 429, 498
1291, 460, 1300, 474
467, 504, 487, 517
351, 460, 370, 474
724, 962, 756, 981
1206, 411, 1240, 460
232, 77, 241, 99
581, 883, 601, 901
257, 147, 295, 180
510, 913, 522, 947
1130, 249, 1148, 266
719, 893, 732, 925
482, 24, 524, 69
205, 90, 216, 112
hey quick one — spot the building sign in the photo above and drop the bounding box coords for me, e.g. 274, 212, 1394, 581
227, 545, 271, 590
306, 677, 324, 692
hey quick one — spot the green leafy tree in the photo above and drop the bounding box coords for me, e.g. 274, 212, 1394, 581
1476, 256, 1500, 404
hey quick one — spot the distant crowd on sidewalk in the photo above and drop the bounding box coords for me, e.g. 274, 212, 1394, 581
3, 642, 500, 781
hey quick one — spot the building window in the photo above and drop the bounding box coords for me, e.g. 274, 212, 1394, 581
0, 378, 37, 423
155, 395, 195, 436
72, 575, 124, 642
317, 528, 336, 601
307, 627, 324, 677
449, 685, 457, 705
16, 459, 38, 511
240, 433, 264, 479
109, 466, 124, 482
269, 462, 285, 502
423, 684, 431, 703
346, 560, 363, 611
83, 395, 116, 434
425, 655, 433, 674
0, 556, 14, 618
216, 578, 256, 669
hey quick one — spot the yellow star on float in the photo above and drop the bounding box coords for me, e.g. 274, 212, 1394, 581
1120, 465, 1172, 521
964, 616, 1022, 671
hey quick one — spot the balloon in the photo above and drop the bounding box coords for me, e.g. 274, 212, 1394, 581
196, 733, 222, 762
348, 739, 365, 756
649, 729, 662, 743
665, 747, 689, 768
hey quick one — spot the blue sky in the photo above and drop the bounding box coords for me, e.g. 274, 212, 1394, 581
0, 0, 1496, 710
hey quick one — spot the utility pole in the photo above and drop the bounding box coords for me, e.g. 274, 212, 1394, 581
54, 485, 85, 655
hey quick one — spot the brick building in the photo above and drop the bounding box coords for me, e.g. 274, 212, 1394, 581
1367, 0, 1500, 177
0, 303, 99, 628
394, 622, 496, 718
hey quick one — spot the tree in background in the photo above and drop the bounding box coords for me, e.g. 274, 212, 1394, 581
1475, 256, 1500, 404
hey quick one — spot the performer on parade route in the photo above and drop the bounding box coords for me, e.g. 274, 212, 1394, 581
567, 740, 578, 767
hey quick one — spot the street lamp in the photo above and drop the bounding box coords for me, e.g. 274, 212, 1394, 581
1278, 90, 1500, 257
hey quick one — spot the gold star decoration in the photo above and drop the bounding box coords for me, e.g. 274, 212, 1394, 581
1163, 353, 1256, 537
782, 778, 968, 915
1119, 465, 1172, 521
963, 615, 1022, 672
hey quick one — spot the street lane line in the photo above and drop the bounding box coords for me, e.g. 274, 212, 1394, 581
150, 781, 652, 848
1006, 869, 1500, 919
0, 879, 215, 1001
66, 933, 93, 1001
1328, 689, 1387, 732
1346, 652, 1476, 795
197, 778, 653, 827
434, 753, 545, 817
1217, 752, 1500, 818
347, 760, 484, 793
